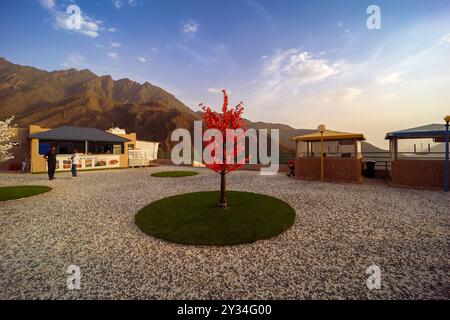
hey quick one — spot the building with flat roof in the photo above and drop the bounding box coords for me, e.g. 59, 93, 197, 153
1, 125, 159, 173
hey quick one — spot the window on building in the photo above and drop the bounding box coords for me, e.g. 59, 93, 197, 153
88, 142, 124, 154
39, 141, 52, 155
58, 141, 85, 154
38, 141, 85, 155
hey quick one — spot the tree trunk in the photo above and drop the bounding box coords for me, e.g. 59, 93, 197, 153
219, 171, 227, 208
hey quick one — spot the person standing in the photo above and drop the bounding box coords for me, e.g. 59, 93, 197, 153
44, 146, 57, 180
70, 149, 80, 178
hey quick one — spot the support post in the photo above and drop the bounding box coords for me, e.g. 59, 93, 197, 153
388, 139, 393, 179
394, 138, 398, 160
320, 133, 324, 181
389, 139, 392, 162
445, 117, 449, 192
317, 123, 327, 181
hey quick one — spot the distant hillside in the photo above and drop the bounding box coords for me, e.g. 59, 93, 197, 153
0, 57, 385, 154
194, 110, 386, 154
0, 57, 199, 151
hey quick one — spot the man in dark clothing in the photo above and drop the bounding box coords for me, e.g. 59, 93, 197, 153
44, 146, 57, 180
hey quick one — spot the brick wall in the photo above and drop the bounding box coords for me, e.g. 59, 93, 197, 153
295, 157, 363, 183
391, 159, 449, 190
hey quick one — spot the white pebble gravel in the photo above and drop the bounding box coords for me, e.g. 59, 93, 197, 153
0, 166, 449, 299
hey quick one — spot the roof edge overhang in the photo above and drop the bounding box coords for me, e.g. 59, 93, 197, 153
385, 131, 447, 140
27, 135, 130, 143
291, 135, 365, 142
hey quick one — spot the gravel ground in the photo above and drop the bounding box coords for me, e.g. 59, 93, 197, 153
0, 166, 449, 299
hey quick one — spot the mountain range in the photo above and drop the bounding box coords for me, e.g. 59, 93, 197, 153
0, 57, 385, 154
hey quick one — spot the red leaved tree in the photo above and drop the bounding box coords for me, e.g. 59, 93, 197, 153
201, 90, 247, 208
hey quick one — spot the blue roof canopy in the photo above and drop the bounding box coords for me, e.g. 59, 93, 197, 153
385, 124, 447, 139
29, 125, 130, 143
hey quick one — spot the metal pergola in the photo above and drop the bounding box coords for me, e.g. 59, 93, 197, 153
385, 117, 450, 192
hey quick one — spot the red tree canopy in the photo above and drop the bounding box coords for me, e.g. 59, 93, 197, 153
201, 90, 247, 174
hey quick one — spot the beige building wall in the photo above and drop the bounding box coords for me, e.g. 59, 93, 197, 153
115, 132, 136, 169
2, 124, 137, 173
30, 125, 51, 173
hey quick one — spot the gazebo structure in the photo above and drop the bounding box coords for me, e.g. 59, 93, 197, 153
385, 116, 450, 191
291, 128, 366, 183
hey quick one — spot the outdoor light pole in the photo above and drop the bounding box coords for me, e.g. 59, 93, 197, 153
445, 116, 450, 193
318, 124, 326, 181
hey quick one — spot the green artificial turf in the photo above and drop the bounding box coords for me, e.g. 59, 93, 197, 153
0, 185, 52, 201
151, 171, 199, 177
135, 191, 295, 245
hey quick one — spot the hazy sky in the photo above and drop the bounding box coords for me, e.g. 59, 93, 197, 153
0, 0, 449, 149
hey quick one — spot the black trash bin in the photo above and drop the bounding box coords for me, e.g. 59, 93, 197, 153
365, 161, 376, 178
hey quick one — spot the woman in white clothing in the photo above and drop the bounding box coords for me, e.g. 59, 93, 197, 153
70, 149, 80, 178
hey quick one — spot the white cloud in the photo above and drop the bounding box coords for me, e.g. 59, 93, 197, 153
248, 49, 351, 121
112, 0, 124, 8
137, 56, 147, 63
183, 20, 199, 35
343, 87, 363, 102
335, 87, 362, 103
245, 0, 271, 21
376, 71, 405, 85
263, 50, 348, 86
108, 52, 118, 59
439, 33, 450, 44
207, 88, 232, 95
61, 53, 87, 68
108, 27, 118, 32
304, 87, 362, 105
39, 0, 55, 9
207, 88, 223, 94
112, 0, 138, 9
151, 47, 159, 52
62, 16, 100, 37
109, 41, 121, 48
38, 0, 102, 38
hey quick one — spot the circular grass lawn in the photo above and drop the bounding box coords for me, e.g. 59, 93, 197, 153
151, 171, 199, 178
0, 185, 52, 201
135, 191, 295, 245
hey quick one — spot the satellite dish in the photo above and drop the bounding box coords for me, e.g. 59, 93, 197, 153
317, 124, 326, 133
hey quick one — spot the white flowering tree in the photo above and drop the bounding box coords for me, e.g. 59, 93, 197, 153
0, 116, 15, 163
